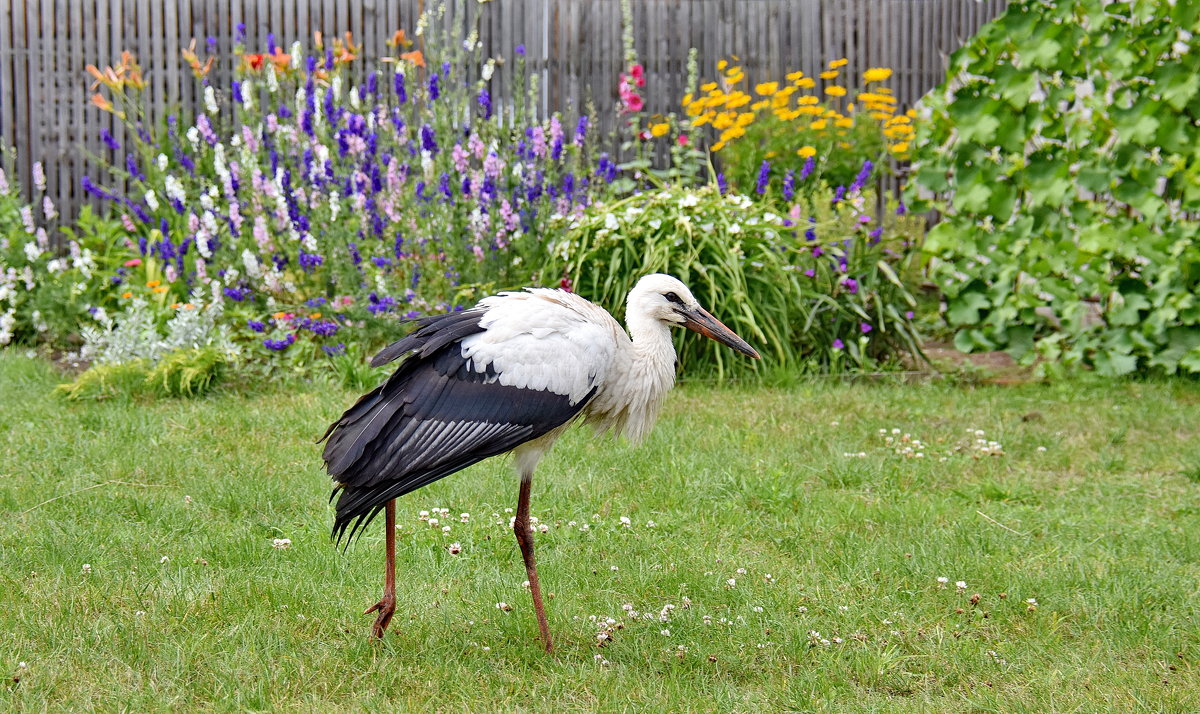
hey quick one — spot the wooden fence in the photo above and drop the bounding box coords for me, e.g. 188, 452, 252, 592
0, 0, 1007, 222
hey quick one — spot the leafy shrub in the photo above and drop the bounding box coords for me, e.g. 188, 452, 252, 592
541, 182, 923, 377
0, 151, 126, 347
907, 0, 1200, 375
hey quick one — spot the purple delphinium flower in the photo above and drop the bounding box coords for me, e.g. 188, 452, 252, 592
123, 153, 144, 181
264, 334, 296, 351
305, 297, 327, 307
782, 169, 796, 202
717, 172, 728, 195
842, 278, 859, 294
235, 23, 246, 43
232, 80, 243, 104
478, 88, 492, 119
366, 71, 378, 95
833, 338, 844, 349
869, 226, 883, 242
298, 251, 324, 271
325, 47, 334, 70
420, 124, 438, 153
428, 72, 440, 101
394, 72, 407, 103
223, 286, 251, 301
100, 129, 120, 151
574, 116, 588, 145
849, 160, 874, 193
861, 322, 873, 334
207, 36, 217, 51
832, 185, 846, 204
322, 343, 346, 356
799, 155, 815, 181
896, 201, 907, 216
371, 256, 392, 268
367, 292, 396, 315
515, 44, 526, 56
755, 160, 770, 195
266, 33, 275, 53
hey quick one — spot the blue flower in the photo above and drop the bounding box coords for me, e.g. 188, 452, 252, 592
264, 334, 296, 351
232, 80, 243, 104
832, 185, 846, 204
428, 73, 440, 101
782, 170, 796, 202
322, 343, 346, 356
420, 124, 438, 153
298, 251, 324, 271
394, 72, 407, 103
515, 44, 526, 56
799, 155, 815, 181
755, 160, 770, 195
100, 129, 120, 152
849, 160, 874, 193
717, 172, 728, 195
223, 286, 252, 302
366, 71, 378, 94
478, 88, 492, 119
247, 320, 266, 332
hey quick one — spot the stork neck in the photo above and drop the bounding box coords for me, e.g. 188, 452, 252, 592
626, 312, 676, 366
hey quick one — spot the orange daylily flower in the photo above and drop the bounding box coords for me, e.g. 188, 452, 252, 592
244, 54, 266, 70
389, 29, 413, 48
181, 39, 215, 78
400, 50, 426, 68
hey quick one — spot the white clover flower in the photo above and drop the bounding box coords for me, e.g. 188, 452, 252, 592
660, 628, 670, 636
81, 563, 92, 574
272, 538, 292, 549
726, 578, 736, 588
619, 516, 631, 527
448, 542, 462, 555
160, 556, 170, 563
956, 581, 967, 592
496, 602, 512, 612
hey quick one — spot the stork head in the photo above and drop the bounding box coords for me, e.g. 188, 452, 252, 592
628, 274, 761, 359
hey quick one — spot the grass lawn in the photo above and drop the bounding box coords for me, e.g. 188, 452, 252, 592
1, 352, 1199, 711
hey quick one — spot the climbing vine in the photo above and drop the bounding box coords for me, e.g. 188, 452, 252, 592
906, 0, 1200, 375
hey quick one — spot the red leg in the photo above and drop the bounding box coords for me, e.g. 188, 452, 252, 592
364, 499, 397, 639
514, 476, 554, 653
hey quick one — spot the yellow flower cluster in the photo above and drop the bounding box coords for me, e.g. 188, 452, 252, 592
681, 57, 916, 156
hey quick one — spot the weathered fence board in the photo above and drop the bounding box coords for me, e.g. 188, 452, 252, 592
0, 0, 1007, 222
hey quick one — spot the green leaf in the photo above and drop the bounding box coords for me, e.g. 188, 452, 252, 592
958, 114, 1001, 145
1095, 350, 1138, 376
952, 182, 992, 213
947, 291, 991, 326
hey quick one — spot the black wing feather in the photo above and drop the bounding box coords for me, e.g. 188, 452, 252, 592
321, 308, 596, 544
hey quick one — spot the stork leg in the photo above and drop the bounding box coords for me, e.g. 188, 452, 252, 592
364, 499, 397, 639
514, 474, 554, 653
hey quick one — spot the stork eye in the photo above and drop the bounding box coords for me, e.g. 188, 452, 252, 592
664, 292, 683, 305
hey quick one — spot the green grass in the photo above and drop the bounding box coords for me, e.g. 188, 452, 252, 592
2, 352, 1199, 712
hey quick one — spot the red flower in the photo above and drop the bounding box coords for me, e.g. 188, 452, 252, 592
559, 277, 573, 292
244, 54, 265, 70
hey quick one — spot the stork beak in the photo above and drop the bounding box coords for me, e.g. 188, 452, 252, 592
680, 307, 761, 359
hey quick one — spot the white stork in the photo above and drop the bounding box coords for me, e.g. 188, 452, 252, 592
320, 273, 759, 649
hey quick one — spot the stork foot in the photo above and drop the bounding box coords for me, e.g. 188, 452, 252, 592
364, 592, 396, 639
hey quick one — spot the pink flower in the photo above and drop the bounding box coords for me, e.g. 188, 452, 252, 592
630, 64, 645, 87
123, 258, 142, 268
677, 135, 689, 146
625, 93, 644, 113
